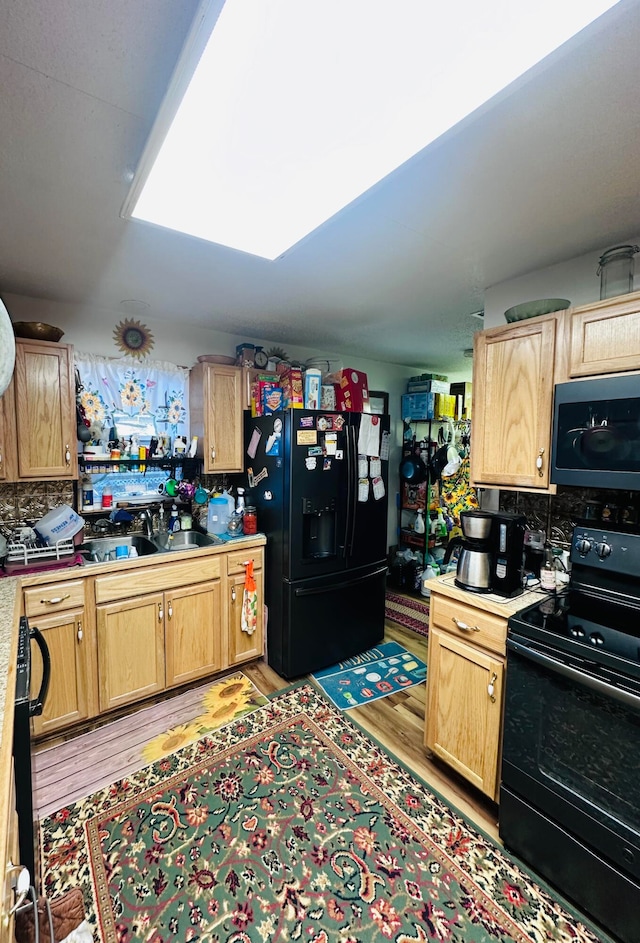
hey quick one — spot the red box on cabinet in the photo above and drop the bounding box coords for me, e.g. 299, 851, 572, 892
336, 368, 369, 412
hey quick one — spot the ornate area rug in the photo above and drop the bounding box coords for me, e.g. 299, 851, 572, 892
141, 672, 268, 763
312, 641, 427, 709
385, 589, 430, 638
41, 683, 610, 943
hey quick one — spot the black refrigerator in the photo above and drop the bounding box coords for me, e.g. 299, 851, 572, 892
244, 409, 390, 678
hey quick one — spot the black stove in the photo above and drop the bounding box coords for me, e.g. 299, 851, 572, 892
500, 525, 640, 943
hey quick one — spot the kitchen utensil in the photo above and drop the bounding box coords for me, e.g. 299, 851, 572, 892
158, 477, 178, 497
177, 480, 195, 500
196, 354, 236, 365
504, 298, 570, 323
194, 485, 208, 505
12, 321, 65, 341
399, 451, 427, 484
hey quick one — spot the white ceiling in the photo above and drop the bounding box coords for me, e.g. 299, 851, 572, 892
1, 1, 639, 375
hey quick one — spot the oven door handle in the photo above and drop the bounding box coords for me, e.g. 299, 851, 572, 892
507, 638, 640, 711
29, 624, 50, 718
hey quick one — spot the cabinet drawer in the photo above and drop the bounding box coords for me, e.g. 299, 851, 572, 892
94, 557, 221, 603
226, 547, 264, 576
24, 579, 85, 617
430, 593, 507, 655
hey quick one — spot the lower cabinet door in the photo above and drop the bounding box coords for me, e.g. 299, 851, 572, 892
165, 581, 223, 688
227, 569, 264, 666
425, 626, 505, 801
30, 608, 91, 736
96, 593, 165, 712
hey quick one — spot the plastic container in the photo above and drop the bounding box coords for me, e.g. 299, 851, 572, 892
81, 474, 93, 509
101, 484, 113, 510
34, 505, 85, 545
207, 495, 231, 535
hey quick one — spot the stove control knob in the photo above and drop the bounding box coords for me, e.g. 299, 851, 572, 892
595, 541, 612, 559
589, 632, 605, 646
575, 536, 592, 556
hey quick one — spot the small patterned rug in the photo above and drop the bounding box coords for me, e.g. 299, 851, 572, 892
312, 641, 427, 709
385, 589, 430, 637
141, 672, 268, 763
41, 683, 611, 943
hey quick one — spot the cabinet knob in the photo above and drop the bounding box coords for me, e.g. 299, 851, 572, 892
536, 448, 545, 477
0, 447, 3, 468
158, 603, 163, 621
65, 444, 71, 465
452, 617, 480, 632
211, 446, 216, 461
487, 671, 498, 702
77, 620, 83, 642
167, 600, 173, 620
231, 586, 236, 603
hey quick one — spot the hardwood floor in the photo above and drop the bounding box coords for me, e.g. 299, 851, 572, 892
33, 620, 499, 842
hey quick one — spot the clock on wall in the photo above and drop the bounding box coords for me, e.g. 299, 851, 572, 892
254, 347, 268, 369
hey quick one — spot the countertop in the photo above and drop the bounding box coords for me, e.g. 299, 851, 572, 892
426, 572, 545, 618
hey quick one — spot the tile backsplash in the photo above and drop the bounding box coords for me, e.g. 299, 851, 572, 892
499, 485, 637, 546
0, 481, 75, 533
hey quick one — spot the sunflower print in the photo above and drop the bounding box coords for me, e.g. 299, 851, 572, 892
79, 388, 107, 425
141, 674, 267, 764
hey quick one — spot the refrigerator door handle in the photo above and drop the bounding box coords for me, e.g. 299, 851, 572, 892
294, 564, 388, 596
345, 424, 358, 557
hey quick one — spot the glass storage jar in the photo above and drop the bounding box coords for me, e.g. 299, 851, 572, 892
597, 244, 639, 299
243, 506, 258, 535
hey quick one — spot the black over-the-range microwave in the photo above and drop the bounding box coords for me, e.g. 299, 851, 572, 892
551, 373, 640, 490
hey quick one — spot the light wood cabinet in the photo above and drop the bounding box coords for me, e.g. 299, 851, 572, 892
95, 556, 224, 710
165, 581, 223, 687
190, 362, 243, 473
471, 314, 558, 490
568, 290, 640, 377
225, 548, 264, 666
5, 339, 78, 481
1, 763, 19, 943
0, 379, 17, 481
96, 593, 166, 712
24, 580, 95, 737
424, 587, 508, 802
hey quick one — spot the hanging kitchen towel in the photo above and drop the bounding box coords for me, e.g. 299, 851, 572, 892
241, 560, 258, 636
439, 454, 479, 521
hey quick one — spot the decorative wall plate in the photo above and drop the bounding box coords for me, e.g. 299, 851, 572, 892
113, 318, 154, 358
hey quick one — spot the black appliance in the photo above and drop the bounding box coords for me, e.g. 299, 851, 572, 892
551, 373, 640, 490
500, 525, 640, 943
490, 511, 526, 598
13, 615, 50, 891
244, 409, 390, 678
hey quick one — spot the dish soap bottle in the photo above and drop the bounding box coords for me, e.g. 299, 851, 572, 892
168, 503, 181, 533
236, 487, 246, 515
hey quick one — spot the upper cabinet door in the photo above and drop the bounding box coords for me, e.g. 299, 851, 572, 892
190, 363, 243, 474
0, 378, 17, 481
14, 340, 77, 479
471, 317, 557, 490
569, 291, 640, 377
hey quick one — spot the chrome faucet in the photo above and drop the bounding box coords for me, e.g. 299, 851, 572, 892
137, 508, 154, 538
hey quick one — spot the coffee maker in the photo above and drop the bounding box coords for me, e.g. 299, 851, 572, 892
443, 510, 494, 593
490, 511, 526, 597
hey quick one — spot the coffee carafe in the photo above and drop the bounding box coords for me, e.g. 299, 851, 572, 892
442, 510, 494, 593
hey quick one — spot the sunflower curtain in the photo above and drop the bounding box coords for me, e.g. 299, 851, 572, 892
75, 353, 190, 443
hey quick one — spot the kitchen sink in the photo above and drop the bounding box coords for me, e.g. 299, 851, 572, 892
80, 534, 160, 562
153, 531, 221, 552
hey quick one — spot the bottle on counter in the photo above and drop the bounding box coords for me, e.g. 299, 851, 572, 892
101, 483, 113, 510
236, 487, 246, 515
540, 543, 556, 592
243, 506, 258, 535
168, 503, 180, 532
81, 473, 94, 509
414, 509, 425, 534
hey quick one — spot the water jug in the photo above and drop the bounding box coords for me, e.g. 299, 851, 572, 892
207, 495, 230, 535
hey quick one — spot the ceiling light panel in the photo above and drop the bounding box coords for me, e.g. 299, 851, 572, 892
128, 0, 620, 260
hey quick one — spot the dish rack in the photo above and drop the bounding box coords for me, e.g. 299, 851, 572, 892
5, 536, 76, 567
